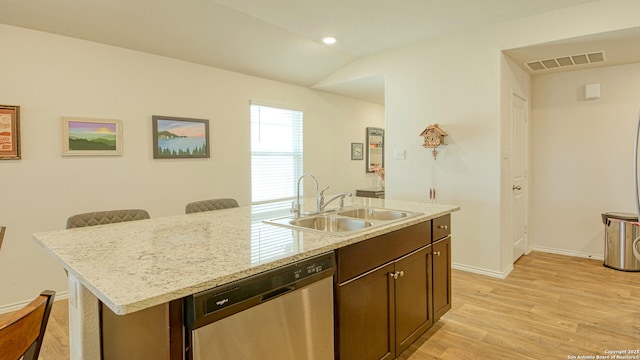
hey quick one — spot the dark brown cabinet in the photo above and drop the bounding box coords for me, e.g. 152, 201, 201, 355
394, 246, 433, 355
431, 214, 451, 321
334, 215, 453, 360
335, 245, 433, 360
334, 222, 434, 360
335, 263, 396, 360
432, 236, 451, 321
432, 214, 450, 242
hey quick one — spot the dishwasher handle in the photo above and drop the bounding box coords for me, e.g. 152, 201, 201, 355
261, 286, 295, 302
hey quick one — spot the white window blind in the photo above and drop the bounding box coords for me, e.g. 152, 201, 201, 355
250, 103, 303, 265
250, 103, 303, 213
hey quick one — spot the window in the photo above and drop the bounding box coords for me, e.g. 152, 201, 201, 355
250, 103, 303, 213
250, 103, 303, 265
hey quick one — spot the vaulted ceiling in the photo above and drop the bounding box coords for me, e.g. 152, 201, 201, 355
1, 0, 637, 104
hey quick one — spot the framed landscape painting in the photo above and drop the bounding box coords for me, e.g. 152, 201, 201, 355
0, 105, 21, 160
62, 117, 122, 156
152, 116, 210, 159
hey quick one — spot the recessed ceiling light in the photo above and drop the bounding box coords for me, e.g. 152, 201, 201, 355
322, 37, 337, 45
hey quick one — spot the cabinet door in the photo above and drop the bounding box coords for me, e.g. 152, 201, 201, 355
336, 263, 395, 360
433, 237, 452, 321
394, 245, 433, 355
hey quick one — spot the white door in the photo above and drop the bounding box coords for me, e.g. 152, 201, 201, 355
511, 93, 528, 261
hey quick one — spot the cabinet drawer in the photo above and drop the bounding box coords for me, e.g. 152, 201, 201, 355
432, 214, 450, 241
336, 221, 431, 284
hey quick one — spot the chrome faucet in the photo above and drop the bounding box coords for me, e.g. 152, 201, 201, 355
291, 174, 319, 218
318, 188, 352, 212
316, 186, 330, 212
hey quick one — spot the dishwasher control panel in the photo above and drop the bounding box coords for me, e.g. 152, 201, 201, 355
184, 252, 335, 330
298, 262, 326, 278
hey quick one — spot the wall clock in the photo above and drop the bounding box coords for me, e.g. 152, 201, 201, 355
419, 124, 447, 159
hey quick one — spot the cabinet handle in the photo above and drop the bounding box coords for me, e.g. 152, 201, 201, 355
389, 271, 404, 279
434, 251, 441, 256
398, 271, 404, 278
438, 225, 448, 230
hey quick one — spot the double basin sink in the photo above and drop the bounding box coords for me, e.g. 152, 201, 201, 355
265, 207, 423, 235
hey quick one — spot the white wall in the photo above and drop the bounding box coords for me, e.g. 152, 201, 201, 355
530, 63, 640, 257
0, 24, 384, 309
314, 0, 640, 276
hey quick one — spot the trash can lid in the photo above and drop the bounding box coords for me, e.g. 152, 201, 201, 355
602, 212, 639, 224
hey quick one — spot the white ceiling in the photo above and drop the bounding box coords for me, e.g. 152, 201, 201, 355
208, 0, 596, 57
1, 0, 636, 104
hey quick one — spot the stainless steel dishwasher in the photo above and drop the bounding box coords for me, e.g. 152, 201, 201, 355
184, 252, 335, 360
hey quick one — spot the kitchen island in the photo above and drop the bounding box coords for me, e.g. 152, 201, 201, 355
33, 197, 459, 359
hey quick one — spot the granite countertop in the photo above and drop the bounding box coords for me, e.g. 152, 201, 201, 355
33, 197, 459, 315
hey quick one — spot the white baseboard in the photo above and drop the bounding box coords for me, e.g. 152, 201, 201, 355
452, 262, 513, 279
0, 291, 69, 315
452, 248, 604, 280
532, 246, 604, 261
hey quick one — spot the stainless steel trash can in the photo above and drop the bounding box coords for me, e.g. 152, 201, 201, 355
602, 212, 640, 271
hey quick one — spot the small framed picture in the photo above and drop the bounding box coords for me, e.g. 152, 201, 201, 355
0, 105, 21, 160
351, 142, 364, 160
152, 115, 210, 159
62, 117, 122, 156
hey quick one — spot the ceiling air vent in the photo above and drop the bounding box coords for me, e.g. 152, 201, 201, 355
526, 51, 606, 72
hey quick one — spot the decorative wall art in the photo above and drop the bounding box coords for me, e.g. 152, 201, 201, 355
0, 105, 21, 160
351, 143, 363, 160
419, 124, 447, 160
420, 123, 448, 201
62, 117, 123, 156
152, 116, 210, 159
366, 127, 384, 172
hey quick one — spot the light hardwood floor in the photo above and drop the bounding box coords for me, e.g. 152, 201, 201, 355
7, 251, 640, 359
399, 251, 640, 359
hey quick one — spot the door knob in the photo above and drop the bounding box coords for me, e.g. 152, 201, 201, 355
512, 185, 522, 190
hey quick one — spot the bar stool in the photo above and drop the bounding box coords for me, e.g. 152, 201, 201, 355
185, 198, 239, 214
66, 209, 150, 229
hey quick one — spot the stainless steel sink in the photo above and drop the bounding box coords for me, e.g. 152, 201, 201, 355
264, 214, 373, 234
290, 215, 372, 232
264, 207, 422, 235
337, 208, 410, 221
